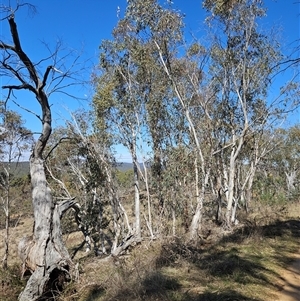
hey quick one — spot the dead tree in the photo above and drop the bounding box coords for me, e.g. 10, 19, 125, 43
0, 9, 78, 301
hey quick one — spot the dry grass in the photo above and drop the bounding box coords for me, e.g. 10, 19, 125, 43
0, 215, 33, 300
0, 202, 299, 301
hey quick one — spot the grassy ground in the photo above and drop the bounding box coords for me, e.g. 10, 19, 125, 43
0, 202, 299, 301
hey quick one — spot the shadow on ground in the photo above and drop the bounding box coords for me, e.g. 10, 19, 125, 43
87, 219, 299, 300
196, 290, 260, 301
153, 219, 300, 301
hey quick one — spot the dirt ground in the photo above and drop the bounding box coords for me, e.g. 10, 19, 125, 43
1, 216, 299, 301
275, 251, 300, 301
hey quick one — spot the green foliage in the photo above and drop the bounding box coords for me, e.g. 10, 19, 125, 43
116, 169, 134, 188
187, 43, 206, 57
93, 2, 188, 238
203, 0, 266, 23
90, 0, 300, 236
253, 125, 300, 203
0, 104, 33, 162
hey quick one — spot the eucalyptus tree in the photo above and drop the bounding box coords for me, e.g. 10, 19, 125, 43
202, 0, 294, 227
236, 128, 278, 212
94, 38, 145, 240
108, 0, 213, 241
268, 126, 300, 198
154, 29, 218, 239
0, 104, 33, 269
93, 0, 185, 239
281, 126, 300, 195
0, 4, 87, 300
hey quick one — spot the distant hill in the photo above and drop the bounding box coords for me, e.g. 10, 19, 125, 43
1, 161, 30, 177
116, 162, 133, 172
1, 161, 135, 177
116, 162, 148, 172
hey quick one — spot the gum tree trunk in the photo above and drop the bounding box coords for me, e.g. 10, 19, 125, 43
18, 159, 75, 301
0, 13, 75, 301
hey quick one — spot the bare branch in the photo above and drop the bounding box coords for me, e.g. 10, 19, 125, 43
0, 41, 15, 51
45, 136, 73, 160
0, 3, 36, 21
40, 65, 53, 89
10, 98, 42, 122
3, 83, 35, 92
7, 15, 39, 87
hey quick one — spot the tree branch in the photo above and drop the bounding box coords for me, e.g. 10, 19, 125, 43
8, 14, 39, 87
40, 65, 53, 90
45, 137, 73, 160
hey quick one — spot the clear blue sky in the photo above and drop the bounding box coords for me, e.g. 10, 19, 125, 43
0, 0, 299, 161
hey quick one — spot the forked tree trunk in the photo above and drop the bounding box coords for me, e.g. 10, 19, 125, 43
18, 159, 75, 301
0, 13, 76, 300
189, 158, 205, 241
225, 129, 247, 228
285, 170, 297, 192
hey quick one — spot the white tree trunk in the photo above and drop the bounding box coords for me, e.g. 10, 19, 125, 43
189, 158, 204, 241
285, 170, 297, 192
133, 158, 141, 240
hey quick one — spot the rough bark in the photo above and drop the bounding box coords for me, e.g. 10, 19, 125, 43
0, 13, 75, 301
18, 159, 75, 301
